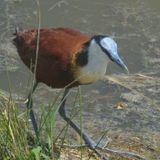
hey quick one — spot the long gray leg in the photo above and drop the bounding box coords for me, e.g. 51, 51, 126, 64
59, 88, 98, 149
59, 89, 146, 160
26, 82, 39, 137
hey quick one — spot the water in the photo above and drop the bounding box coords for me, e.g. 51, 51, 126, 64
0, 0, 155, 88
0, 0, 160, 141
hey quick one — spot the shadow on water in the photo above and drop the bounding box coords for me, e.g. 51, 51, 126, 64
0, 0, 160, 159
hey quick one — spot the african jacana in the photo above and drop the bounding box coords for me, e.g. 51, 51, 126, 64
13, 27, 128, 149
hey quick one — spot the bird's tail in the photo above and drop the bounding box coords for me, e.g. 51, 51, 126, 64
13, 27, 24, 36
13, 27, 24, 47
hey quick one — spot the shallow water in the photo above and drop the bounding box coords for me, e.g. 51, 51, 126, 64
0, 0, 158, 87
0, 0, 160, 153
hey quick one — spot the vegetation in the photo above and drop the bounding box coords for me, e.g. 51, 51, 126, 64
0, 89, 55, 160
0, 88, 99, 160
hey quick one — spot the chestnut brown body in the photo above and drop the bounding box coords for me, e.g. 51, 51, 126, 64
13, 28, 90, 88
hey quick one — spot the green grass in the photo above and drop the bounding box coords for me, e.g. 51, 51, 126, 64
0, 88, 87, 160
0, 89, 65, 160
0, 92, 29, 159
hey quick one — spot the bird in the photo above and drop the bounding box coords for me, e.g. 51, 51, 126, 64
13, 27, 128, 150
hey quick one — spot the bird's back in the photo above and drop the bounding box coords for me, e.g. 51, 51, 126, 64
13, 27, 90, 88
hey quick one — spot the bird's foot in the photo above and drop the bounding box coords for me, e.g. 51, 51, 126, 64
62, 141, 146, 160
83, 135, 109, 149
61, 143, 108, 160
80, 133, 146, 159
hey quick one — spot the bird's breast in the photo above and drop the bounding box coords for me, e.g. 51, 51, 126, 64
75, 61, 108, 84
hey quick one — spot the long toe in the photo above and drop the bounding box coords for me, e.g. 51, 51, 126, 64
83, 135, 104, 149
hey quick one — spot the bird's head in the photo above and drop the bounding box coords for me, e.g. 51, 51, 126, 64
91, 35, 129, 73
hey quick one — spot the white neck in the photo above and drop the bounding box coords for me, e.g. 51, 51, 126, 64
77, 39, 110, 84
